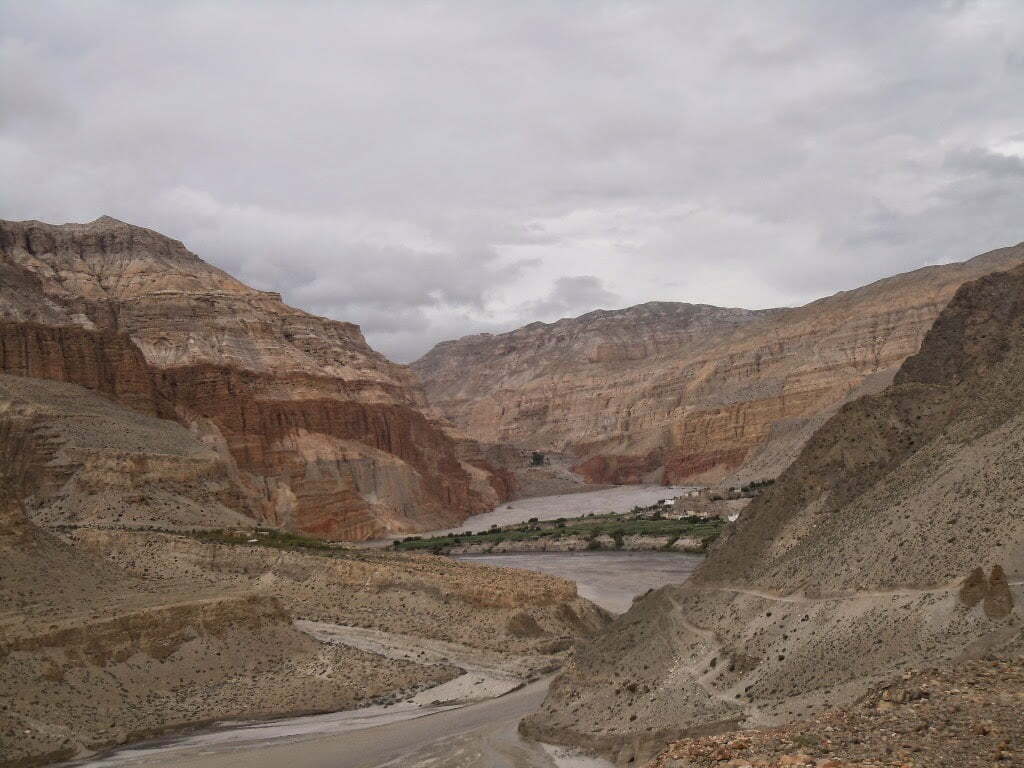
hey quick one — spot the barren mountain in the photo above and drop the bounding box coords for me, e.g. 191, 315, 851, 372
414, 244, 1024, 485
520, 263, 1024, 764
0, 216, 509, 539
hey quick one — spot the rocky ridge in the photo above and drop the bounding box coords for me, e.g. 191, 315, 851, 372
0, 217, 509, 539
519, 263, 1024, 764
413, 244, 1024, 485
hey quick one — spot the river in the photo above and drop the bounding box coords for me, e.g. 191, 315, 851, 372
456, 551, 702, 614
414, 484, 693, 537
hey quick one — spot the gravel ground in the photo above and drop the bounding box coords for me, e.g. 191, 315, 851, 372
653, 655, 1024, 767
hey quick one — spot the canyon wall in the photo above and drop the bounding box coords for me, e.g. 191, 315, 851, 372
414, 244, 1024, 485
0, 217, 507, 538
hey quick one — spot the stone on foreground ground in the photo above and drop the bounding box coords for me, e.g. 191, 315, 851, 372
653, 655, 1023, 768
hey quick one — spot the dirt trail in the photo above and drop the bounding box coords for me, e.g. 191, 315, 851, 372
693, 580, 1024, 603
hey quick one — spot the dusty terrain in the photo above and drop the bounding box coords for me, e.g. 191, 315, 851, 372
520, 264, 1024, 764
69, 529, 609, 654
0, 501, 458, 766
652, 655, 1024, 768
0, 216, 509, 539
58, 544, 696, 768
413, 243, 1024, 486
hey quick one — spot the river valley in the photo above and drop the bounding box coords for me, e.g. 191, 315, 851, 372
65, 514, 703, 768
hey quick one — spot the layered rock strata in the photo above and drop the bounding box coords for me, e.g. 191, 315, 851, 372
0, 374, 253, 530
0, 217, 508, 538
414, 244, 1024, 485
520, 264, 1024, 764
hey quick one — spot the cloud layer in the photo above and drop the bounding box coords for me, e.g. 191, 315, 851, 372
2, 1, 1023, 360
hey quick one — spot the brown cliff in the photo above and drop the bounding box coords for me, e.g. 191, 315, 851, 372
413, 244, 1024, 486
0, 217, 507, 539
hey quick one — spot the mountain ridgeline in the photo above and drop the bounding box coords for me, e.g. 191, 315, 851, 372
413, 244, 1024, 487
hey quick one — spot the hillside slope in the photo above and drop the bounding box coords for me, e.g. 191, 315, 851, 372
0, 500, 459, 766
0, 216, 509, 539
414, 244, 1024, 485
520, 263, 1024, 765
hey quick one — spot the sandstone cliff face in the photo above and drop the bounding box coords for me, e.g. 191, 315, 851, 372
0, 217, 505, 538
414, 245, 1024, 485
521, 264, 1024, 764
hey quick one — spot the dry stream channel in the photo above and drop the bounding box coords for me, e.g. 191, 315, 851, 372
66, 487, 701, 768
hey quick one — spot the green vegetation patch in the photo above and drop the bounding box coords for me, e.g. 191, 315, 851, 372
192, 528, 340, 552
392, 508, 725, 553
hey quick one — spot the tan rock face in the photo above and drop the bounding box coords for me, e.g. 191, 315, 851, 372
0, 217, 507, 538
413, 245, 1024, 485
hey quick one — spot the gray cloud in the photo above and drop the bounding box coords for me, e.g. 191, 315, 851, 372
523, 276, 622, 320
2, 0, 1023, 361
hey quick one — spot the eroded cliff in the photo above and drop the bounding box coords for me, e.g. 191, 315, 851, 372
0, 216, 508, 538
414, 244, 1024, 485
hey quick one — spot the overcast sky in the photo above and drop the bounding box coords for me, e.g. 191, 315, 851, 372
2, 1, 1023, 361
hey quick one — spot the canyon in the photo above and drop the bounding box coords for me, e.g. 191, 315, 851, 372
3, 215, 1022, 768
520, 261, 1024, 764
0, 216, 511, 540
413, 243, 1024, 485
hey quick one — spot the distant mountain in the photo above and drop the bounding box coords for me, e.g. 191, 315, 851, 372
0, 216, 509, 539
413, 244, 1024, 486
521, 261, 1024, 763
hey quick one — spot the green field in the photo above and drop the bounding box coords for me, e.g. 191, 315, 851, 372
392, 508, 725, 553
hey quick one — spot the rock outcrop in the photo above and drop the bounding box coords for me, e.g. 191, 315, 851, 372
0, 216, 508, 538
520, 264, 1024, 764
413, 245, 1024, 485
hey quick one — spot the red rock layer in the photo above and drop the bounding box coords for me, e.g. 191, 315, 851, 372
0, 322, 158, 414
158, 365, 491, 538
